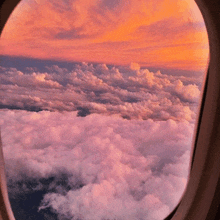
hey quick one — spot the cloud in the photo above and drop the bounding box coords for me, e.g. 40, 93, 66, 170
0, 109, 194, 220
130, 62, 140, 71
171, 79, 201, 102
0, 62, 202, 122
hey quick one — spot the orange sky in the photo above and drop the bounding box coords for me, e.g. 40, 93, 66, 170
1, 0, 209, 71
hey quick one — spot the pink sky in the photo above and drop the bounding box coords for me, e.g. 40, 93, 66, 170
1, 0, 209, 71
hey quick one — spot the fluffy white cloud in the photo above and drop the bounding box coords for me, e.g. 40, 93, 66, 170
0, 61, 202, 218
0, 109, 195, 220
172, 80, 201, 102
0, 62, 202, 122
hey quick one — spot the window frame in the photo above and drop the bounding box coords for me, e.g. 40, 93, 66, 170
0, 0, 220, 219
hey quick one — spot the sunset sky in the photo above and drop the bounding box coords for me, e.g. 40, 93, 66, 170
1, 0, 209, 71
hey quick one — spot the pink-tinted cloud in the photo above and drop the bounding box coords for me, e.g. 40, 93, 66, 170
0, 109, 194, 220
0, 62, 202, 121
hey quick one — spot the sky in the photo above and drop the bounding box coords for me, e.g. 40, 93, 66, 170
0, 0, 209, 219
1, 0, 208, 71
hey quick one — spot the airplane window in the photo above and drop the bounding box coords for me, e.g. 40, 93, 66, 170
0, 0, 209, 220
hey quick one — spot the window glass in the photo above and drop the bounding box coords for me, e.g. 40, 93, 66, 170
0, 0, 209, 219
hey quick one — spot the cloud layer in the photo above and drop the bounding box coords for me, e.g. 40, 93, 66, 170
0, 109, 194, 220
0, 59, 204, 219
0, 62, 202, 122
